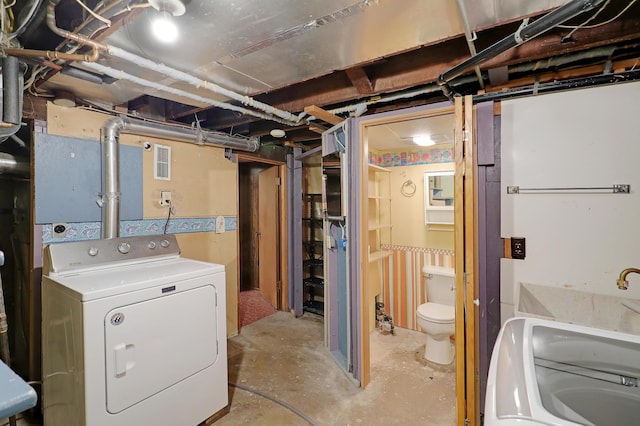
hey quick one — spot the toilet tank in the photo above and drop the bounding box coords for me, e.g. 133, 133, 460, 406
423, 265, 455, 305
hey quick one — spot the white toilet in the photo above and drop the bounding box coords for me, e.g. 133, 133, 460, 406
416, 265, 455, 364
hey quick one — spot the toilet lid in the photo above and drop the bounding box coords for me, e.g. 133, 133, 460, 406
417, 302, 455, 323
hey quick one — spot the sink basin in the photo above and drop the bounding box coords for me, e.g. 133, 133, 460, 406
485, 317, 640, 426
517, 282, 640, 335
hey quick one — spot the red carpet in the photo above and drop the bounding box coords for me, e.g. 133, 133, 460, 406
239, 290, 277, 328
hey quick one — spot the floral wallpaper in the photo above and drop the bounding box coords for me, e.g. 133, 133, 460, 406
43, 216, 237, 243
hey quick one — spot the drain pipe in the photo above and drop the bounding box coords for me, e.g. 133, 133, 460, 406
438, 0, 606, 98
100, 116, 258, 239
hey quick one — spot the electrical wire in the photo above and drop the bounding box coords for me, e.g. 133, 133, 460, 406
73, 0, 111, 26
6, 0, 42, 40
557, 0, 637, 39
228, 382, 319, 426
163, 200, 172, 234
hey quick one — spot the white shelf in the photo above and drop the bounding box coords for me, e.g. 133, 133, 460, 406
369, 250, 393, 263
368, 163, 391, 173
368, 223, 392, 231
368, 195, 391, 200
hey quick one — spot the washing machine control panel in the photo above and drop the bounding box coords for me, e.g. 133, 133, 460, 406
117, 242, 131, 254
44, 235, 180, 274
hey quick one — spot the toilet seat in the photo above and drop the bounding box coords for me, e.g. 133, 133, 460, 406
417, 302, 455, 324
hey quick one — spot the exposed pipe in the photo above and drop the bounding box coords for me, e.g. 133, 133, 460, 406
82, 61, 297, 126
438, 0, 606, 97
45, 1, 108, 59
0, 57, 25, 143
0, 153, 30, 176
3, 56, 21, 125
100, 116, 258, 239
474, 68, 640, 103
43, 0, 302, 127
107, 46, 302, 125
454, 0, 484, 89
3, 47, 100, 63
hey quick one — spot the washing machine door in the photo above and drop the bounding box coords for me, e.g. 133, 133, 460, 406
104, 284, 218, 414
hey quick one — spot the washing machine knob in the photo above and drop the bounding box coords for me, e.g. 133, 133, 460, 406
117, 242, 131, 254
88, 247, 99, 256
160, 239, 170, 248
147, 241, 156, 249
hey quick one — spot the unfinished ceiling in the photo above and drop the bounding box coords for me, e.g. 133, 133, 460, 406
12, 0, 640, 147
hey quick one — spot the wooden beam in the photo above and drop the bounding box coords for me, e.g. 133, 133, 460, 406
345, 67, 374, 94
308, 124, 328, 134
304, 105, 342, 125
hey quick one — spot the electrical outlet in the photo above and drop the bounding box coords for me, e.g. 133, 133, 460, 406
215, 216, 225, 234
160, 191, 172, 206
52, 223, 68, 238
511, 237, 526, 260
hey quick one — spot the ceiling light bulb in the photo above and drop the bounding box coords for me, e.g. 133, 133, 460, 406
151, 11, 178, 43
413, 135, 435, 146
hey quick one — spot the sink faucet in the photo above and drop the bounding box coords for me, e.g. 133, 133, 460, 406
616, 267, 640, 290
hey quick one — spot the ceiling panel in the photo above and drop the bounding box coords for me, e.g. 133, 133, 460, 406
43, 0, 571, 109
460, 0, 567, 30
367, 113, 455, 151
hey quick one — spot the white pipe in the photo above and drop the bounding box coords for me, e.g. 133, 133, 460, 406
106, 46, 302, 125
45, 1, 301, 127
81, 61, 296, 126
454, 0, 484, 89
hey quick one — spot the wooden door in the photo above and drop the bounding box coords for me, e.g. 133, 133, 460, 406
258, 166, 279, 308
454, 95, 479, 425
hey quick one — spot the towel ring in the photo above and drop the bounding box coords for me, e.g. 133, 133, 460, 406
401, 179, 416, 197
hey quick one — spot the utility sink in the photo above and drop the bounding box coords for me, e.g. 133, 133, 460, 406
485, 317, 640, 426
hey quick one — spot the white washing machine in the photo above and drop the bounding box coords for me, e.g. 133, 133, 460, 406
42, 235, 227, 426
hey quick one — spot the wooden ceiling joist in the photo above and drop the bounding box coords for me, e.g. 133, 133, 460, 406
345, 67, 374, 94
304, 105, 343, 125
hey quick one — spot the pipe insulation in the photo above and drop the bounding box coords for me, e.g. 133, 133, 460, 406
81, 61, 297, 127
106, 46, 302, 125
100, 116, 258, 239
44, 0, 301, 126
438, 0, 606, 96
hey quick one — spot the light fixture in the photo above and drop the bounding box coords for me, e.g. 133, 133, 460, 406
270, 129, 286, 138
413, 135, 435, 147
149, 0, 185, 43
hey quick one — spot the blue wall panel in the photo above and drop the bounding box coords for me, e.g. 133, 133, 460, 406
35, 133, 143, 224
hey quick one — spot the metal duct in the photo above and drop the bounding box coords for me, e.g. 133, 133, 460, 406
438, 0, 606, 97
101, 116, 259, 239
0, 57, 25, 143
0, 153, 29, 176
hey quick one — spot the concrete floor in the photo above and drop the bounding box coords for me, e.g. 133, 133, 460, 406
216, 311, 456, 425
2, 311, 456, 426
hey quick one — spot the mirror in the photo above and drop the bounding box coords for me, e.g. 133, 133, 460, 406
426, 171, 454, 208
424, 170, 454, 227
